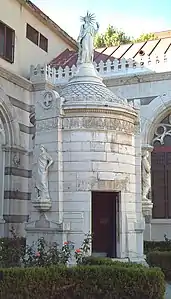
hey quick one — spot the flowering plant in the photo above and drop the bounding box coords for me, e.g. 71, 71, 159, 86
0, 227, 92, 268
74, 233, 92, 265
21, 238, 73, 267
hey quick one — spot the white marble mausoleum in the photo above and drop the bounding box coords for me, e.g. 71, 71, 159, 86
25, 13, 145, 261
2, 0, 171, 258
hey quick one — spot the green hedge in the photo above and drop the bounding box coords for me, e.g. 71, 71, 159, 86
146, 251, 171, 281
0, 265, 165, 299
144, 240, 171, 254
81, 256, 145, 268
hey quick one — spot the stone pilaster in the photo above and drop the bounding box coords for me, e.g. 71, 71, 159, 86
141, 144, 153, 241
25, 89, 70, 246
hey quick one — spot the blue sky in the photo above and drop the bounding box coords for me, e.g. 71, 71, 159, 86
32, 0, 171, 39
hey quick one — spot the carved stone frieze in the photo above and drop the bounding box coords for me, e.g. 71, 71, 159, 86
63, 116, 134, 133
92, 179, 128, 192
36, 118, 58, 132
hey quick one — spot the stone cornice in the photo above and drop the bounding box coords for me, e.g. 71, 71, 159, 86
104, 71, 171, 87
32, 82, 55, 91
0, 66, 32, 91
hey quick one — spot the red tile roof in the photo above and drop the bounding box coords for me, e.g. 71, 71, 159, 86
17, 0, 77, 50
50, 37, 171, 68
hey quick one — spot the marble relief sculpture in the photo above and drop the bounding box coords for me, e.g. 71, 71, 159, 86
77, 11, 99, 64
141, 150, 151, 202
35, 145, 53, 201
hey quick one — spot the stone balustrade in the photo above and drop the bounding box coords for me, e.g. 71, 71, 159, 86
30, 54, 171, 84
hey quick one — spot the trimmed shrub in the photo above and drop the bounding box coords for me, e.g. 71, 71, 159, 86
144, 240, 171, 254
0, 264, 165, 299
81, 256, 145, 268
0, 237, 26, 267
146, 250, 171, 281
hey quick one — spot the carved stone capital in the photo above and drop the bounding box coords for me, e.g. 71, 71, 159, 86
141, 144, 154, 153
142, 200, 153, 217
144, 214, 152, 224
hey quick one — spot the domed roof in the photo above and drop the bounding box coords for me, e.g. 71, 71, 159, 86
60, 63, 128, 107
61, 81, 127, 106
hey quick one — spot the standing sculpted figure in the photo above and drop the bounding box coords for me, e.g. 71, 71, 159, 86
77, 11, 99, 64
141, 150, 151, 202
35, 145, 53, 201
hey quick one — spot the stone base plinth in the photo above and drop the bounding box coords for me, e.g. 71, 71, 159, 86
32, 200, 52, 212
142, 200, 153, 241
25, 213, 70, 248
142, 200, 153, 217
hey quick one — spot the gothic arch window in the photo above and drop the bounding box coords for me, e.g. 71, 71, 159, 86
151, 113, 171, 218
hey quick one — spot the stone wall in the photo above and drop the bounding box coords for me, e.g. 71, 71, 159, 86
0, 71, 33, 236
107, 74, 171, 241
62, 108, 143, 258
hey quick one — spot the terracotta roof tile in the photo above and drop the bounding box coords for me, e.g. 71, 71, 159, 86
49, 37, 171, 69
50, 49, 77, 68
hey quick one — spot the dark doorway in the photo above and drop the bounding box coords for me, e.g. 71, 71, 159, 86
151, 113, 171, 219
91, 191, 118, 258
152, 146, 171, 218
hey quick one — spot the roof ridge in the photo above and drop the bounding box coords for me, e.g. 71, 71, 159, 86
17, 0, 77, 50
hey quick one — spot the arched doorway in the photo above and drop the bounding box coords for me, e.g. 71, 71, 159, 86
151, 113, 171, 218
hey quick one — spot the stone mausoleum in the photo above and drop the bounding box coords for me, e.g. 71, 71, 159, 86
25, 12, 145, 262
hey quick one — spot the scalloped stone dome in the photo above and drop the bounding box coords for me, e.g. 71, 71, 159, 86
60, 63, 128, 107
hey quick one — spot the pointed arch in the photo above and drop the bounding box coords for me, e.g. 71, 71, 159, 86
0, 88, 20, 147
142, 92, 171, 220
141, 92, 171, 145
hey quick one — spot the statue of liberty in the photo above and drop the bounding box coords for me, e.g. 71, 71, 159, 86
77, 12, 99, 65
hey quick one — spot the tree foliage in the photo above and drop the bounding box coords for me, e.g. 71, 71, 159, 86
134, 32, 155, 43
94, 25, 156, 48
94, 25, 131, 48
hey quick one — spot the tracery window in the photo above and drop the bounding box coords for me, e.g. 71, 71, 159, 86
151, 114, 171, 218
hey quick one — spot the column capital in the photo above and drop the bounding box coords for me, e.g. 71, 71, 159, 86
141, 144, 153, 153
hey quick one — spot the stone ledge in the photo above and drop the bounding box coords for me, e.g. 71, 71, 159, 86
0, 65, 32, 91
3, 214, 28, 223
9, 96, 33, 112
104, 71, 171, 87
5, 167, 32, 178
4, 191, 31, 200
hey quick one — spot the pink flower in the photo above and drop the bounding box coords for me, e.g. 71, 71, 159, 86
64, 241, 69, 245
35, 252, 40, 257
75, 249, 81, 253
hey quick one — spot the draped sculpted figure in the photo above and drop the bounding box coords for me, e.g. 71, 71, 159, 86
35, 145, 53, 201
77, 12, 99, 64
141, 150, 151, 201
